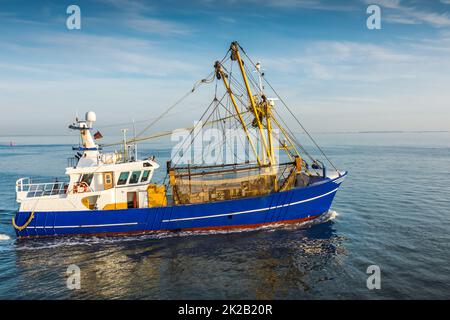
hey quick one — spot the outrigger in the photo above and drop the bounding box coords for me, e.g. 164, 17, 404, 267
13, 42, 347, 238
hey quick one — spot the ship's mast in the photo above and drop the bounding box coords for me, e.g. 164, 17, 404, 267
99, 42, 312, 173
265, 97, 275, 165
254, 62, 275, 164
214, 61, 262, 166
230, 42, 273, 166
132, 119, 138, 161
68, 111, 101, 167
121, 129, 128, 161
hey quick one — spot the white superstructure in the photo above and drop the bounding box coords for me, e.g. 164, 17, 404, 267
16, 112, 161, 212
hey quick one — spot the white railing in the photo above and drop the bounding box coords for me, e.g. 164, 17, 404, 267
98, 151, 127, 165
16, 178, 69, 198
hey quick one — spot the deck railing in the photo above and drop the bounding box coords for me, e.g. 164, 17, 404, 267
16, 178, 69, 198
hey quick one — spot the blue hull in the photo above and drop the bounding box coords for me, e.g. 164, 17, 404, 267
14, 173, 346, 238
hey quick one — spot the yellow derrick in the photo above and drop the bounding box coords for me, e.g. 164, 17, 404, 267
279, 167, 297, 192
280, 157, 302, 191
264, 100, 275, 165
230, 42, 273, 165
295, 156, 302, 173
147, 184, 168, 208
269, 113, 302, 160
214, 61, 262, 166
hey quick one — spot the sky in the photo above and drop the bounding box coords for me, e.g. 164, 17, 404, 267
0, 0, 450, 137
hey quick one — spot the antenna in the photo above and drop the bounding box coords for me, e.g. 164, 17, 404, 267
254, 62, 265, 93
121, 129, 128, 161
132, 118, 138, 161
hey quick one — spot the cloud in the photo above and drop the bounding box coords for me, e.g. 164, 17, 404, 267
0, 11, 52, 26
384, 14, 422, 25
237, 0, 358, 11
259, 40, 415, 83
261, 0, 341, 9
310, 41, 413, 62
408, 29, 450, 53
96, 0, 154, 12
124, 17, 192, 35
0, 32, 200, 79
93, 0, 193, 35
253, 39, 450, 132
218, 16, 237, 24
0, 1, 191, 36
369, 0, 402, 9
197, 0, 357, 11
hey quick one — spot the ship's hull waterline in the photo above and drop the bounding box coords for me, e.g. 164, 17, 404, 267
14, 173, 346, 239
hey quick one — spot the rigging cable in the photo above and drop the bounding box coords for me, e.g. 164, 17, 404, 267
135, 71, 215, 139
162, 92, 228, 186
238, 43, 339, 172
170, 91, 228, 168
132, 52, 232, 142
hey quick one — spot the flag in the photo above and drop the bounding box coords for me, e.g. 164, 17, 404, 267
93, 131, 103, 140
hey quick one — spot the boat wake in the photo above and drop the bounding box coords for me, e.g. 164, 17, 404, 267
248, 209, 338, 233
11, 210, 339, 251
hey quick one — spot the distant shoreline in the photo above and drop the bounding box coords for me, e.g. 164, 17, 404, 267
1, 130, 449, 138
288, 130, 450, 135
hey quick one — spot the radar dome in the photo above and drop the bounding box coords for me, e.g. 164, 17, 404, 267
85, 111, 97, 123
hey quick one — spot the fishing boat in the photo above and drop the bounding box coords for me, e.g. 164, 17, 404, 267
13, 42, 347, 238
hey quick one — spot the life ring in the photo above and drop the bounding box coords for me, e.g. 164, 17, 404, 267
74, 182, 89, 194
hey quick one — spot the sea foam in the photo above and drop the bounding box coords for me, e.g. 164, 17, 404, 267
0, 234, 11, 241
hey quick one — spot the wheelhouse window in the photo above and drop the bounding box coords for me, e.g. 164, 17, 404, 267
117, 172, 130, 185
140, 170, 151, 183
80, 174, 94, 186
129, 171, 141, 184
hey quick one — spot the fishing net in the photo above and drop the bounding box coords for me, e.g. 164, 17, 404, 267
171, 163, 296, 205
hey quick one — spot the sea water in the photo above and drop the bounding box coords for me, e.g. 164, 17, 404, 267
0, 132, 449, 299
